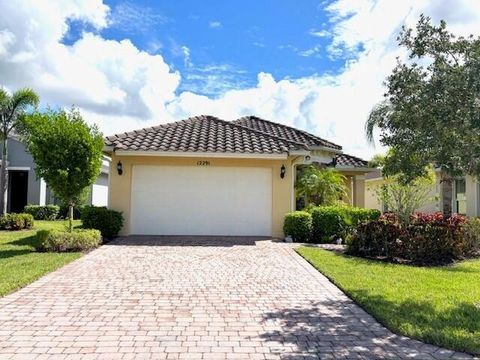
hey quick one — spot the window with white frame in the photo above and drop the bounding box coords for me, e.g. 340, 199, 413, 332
454, 178, 467, 214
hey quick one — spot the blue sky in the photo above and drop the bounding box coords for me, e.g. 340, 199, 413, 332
68, 0, 345, 97
2, 0, 480, 158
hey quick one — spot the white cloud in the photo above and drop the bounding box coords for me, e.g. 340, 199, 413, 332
109, 1, 169, 33
209, 21, 222, 29
0, 0, 179, 121
1, 0, 480, 160
309, 29, 330, 38
298, 45, 322, 58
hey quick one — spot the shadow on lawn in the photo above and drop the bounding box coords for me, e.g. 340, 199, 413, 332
258, 295, 478, 358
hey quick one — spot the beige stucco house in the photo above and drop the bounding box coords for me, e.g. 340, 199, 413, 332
104, 115, 373, 237
365, 170, 480, 216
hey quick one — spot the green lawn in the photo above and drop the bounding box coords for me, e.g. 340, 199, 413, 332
297, 247, 480, 355
0, 220, 82, 297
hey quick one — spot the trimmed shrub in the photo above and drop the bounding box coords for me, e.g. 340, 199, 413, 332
462, 218, 480, 256
0, 213, 34, 230
81, 206, 123, 238
346, 216, 404, 258
347, 212, 478, 265
36, 229, 101, 252
283, 211, 312, 242
311, 206, 346, 243
311, 206, 380, 243
23, 204, 60, 220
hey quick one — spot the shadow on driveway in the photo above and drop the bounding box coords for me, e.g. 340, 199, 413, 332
105, 235, 276, 247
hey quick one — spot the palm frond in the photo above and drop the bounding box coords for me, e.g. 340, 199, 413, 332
365, 100, 391, 145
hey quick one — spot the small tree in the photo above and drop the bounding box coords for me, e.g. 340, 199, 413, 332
296, 166, 348, 207
22, 108, 103, 231
375, 170, 437, 225
0, 88, 39, 215
365, 15, 480, 216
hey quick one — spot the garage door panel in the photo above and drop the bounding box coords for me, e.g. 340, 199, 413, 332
130, 165, 272, 236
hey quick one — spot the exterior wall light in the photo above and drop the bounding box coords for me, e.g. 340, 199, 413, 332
280, 164, 286, 179
117, 161, 123, 175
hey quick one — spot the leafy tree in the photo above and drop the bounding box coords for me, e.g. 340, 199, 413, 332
375, 170, 437, 225
0, 88, 39, 215
296, 166, 348, 207
22, 108, 103, 231
365, 15, 480, 216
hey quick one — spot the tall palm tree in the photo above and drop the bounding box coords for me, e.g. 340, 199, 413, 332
0, 88, 39, 215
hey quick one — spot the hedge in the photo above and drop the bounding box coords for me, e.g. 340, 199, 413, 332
81, 206, 123, 238
310, 206, 380, 243
23, 205, 60, 220
283, 211, 312, 242
0, 213, 34, 230
346, 213, 480, 265
36, 229, 102, 252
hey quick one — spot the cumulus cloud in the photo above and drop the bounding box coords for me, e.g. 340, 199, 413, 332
1, 0, 480, 159
0, 0, 179, 122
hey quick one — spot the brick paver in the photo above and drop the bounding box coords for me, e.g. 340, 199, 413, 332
0, 236, 473, 359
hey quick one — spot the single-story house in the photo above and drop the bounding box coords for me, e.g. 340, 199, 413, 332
104, 115, 374, 237
2, 136, 110, 213
365, 169, 480, 216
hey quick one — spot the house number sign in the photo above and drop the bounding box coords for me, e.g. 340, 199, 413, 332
196, 160, 210, 166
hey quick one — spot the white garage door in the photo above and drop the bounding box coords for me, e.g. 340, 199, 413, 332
130, 165, 272, 236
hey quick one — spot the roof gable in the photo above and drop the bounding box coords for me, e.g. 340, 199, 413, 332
233, 116, 342, 151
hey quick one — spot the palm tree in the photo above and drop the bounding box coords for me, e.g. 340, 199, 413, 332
0, 88, 39, 215
295, 166, 348, 207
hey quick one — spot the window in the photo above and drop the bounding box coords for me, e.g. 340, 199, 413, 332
454, 178, 467, 214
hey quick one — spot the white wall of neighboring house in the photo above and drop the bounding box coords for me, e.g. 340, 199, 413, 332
365, 172, 480, 217
91, 173, 109, 206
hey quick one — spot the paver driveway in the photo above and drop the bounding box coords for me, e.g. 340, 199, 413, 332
0, 237, 472, 360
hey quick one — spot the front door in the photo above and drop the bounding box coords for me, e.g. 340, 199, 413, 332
8, 171, 28, 213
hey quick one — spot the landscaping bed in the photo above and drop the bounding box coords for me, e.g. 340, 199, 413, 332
0, 220, 83, 296
297, 247, 480, 355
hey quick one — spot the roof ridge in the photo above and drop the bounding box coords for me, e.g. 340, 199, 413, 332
234, 116, 342, 150
212, 116, 310, 150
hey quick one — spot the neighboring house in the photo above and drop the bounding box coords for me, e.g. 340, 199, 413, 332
365, 170, 479, 216
1, 136, 110, 213
104, 115, 374, 237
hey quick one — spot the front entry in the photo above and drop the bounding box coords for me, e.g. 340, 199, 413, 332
8, 170, 28, 213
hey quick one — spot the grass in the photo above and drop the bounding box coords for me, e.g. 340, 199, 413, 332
297, 247, 480, 355
0, 220, 82, 297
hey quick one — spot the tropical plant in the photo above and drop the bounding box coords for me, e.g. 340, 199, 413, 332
295, 166, 348, 207
365, 15, 480, 216
22, 108, 103, 231
375, 170, 437, 225
0, 88, 39, 215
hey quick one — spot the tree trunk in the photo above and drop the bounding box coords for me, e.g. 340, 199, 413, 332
440, 172, 453, 217
0, 136, 8, 216
68, 204, 74, 232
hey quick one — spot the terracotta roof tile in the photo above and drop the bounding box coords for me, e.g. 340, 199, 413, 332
334, 154, 368, 167
105, 115, 306, 154
233, 116, 342, 150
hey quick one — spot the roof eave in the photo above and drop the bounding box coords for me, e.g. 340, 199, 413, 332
113, 149, 289, 160
335, 166, 377, 172
309, 145, 343, 154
